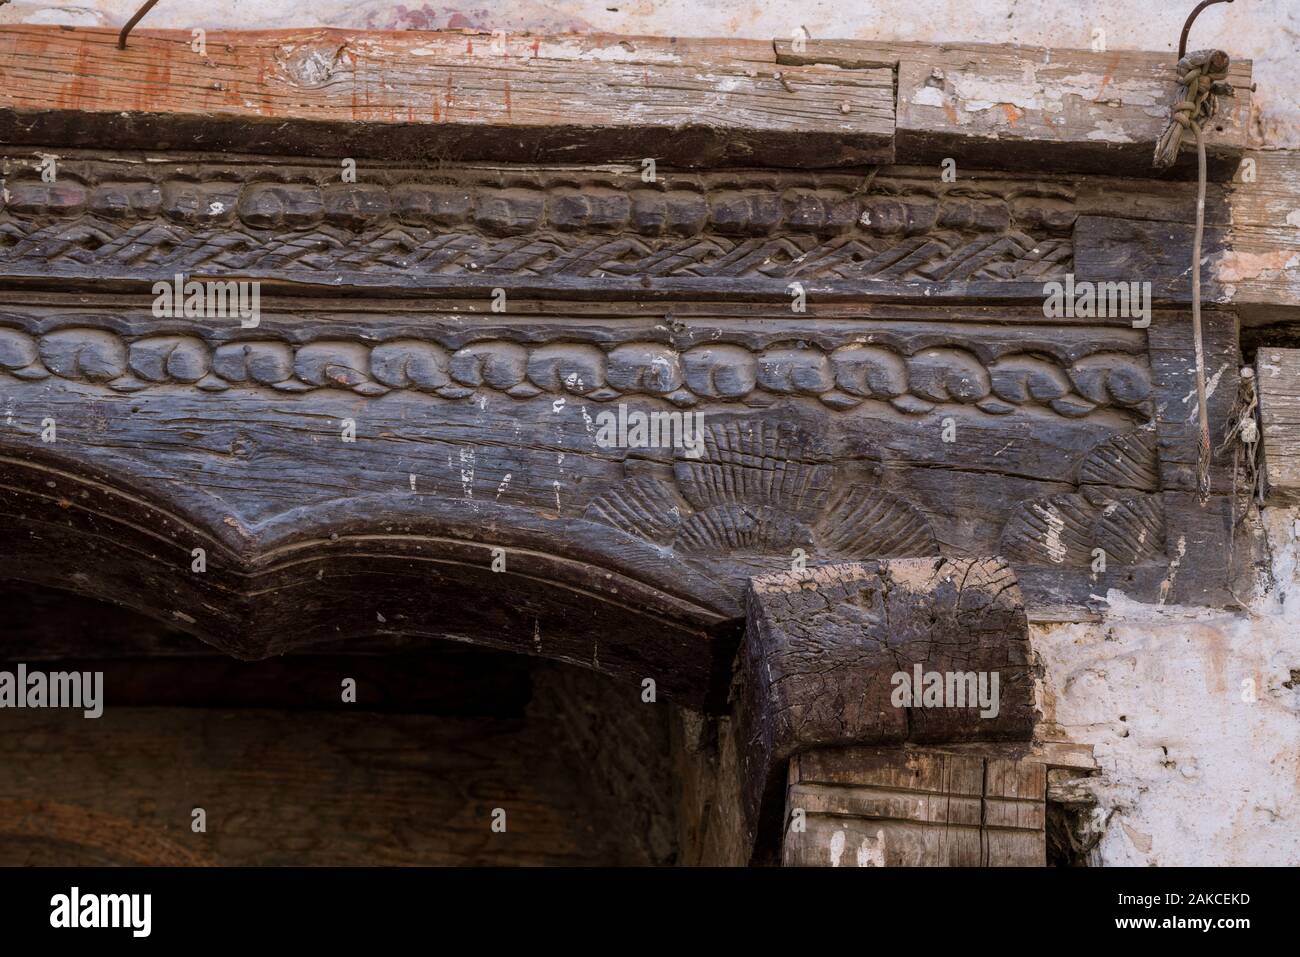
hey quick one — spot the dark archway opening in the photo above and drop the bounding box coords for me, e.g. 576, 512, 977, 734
0, 583, 679, 866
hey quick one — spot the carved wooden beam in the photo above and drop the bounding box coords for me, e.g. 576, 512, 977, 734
734, 558, 1037, 862
0, 31, 1261, 715
0, 150, 1251, 309
0, 162, 1253, 702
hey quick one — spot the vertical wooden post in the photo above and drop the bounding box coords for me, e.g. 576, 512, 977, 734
735, 558, 1038, 864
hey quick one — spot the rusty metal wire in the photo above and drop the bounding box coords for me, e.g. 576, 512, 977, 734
1179, 0, 1234, 59
117, 0, 163, 50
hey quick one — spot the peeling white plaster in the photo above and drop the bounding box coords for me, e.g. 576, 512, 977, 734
1035, 508, 1300, 866
828, 829, 846, 866
1085, 120, 1135, 144
857, 829, 885, 867
910, 86, 948, 109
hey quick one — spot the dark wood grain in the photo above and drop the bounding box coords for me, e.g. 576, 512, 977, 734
736, 558, 1036, 861
783, 747, 1046, 867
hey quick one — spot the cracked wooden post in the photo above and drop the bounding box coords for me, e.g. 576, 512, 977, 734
736, 557, 1039, 865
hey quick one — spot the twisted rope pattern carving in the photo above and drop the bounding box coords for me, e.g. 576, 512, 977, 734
0, 326, 1152, 418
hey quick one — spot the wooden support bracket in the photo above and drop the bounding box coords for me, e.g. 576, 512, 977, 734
735, 558, 1037, 863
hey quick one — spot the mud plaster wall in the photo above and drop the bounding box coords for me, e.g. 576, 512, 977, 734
6, 0, 1300, 865
1036, 508, 1300, 866
4, 0, 1298, 148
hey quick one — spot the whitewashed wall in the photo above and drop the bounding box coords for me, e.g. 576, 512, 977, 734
1037, 508, 1300, 866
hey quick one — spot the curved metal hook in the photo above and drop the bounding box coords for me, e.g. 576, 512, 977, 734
1179, 0, 1234, 59
117, 0, 163, 50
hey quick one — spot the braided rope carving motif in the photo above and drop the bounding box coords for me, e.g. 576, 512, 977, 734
0, 325, 1151, 418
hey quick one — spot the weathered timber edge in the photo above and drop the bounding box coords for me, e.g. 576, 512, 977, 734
0, 27, 1251, 179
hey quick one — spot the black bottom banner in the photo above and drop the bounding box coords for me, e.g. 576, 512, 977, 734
0, 865, 1284, 944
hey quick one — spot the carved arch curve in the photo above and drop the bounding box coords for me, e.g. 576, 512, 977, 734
0, 446, 741, 707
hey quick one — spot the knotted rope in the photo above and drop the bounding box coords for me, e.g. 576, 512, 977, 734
1153, 47, 1234, 504
1153, 50, 1233, 170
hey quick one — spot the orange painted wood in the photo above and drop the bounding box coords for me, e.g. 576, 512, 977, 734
0, 26, 894, 167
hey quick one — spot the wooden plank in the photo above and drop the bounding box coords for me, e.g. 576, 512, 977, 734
0, 26, 894, 168
1256, 347, 1300, 505
1145, 309, 1250, 606
1074, 216, 1230, 302
0, 26, 1263, 177
782, 748, 1046, 866
778, 39, 1252, 180
918, 739, 1099, 773
1220, 151, 1300, 323
1147, 309, 1241, 495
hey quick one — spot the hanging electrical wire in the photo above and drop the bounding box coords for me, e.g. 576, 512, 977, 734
1153, 0, 1237, 505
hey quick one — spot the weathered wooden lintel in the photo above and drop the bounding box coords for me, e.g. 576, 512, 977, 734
0, 27, 894, 169
777, 38, 1253, 181
0, 26, 1252, 180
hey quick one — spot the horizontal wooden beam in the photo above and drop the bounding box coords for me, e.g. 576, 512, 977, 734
776, 39, 1253, 180
0, 146, 1261, 309
0, 27, 1258, 179
0, 26, 893, 168
1054, 149, 1300, 320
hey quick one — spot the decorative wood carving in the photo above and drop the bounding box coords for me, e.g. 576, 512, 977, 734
0, 24, 1279, 874
735, 559, 1036, 861
0, 322, 1153, 417
0, 295, 1246, 697
0, 155, 1079, 294
0, 150, 1249, 311
0, 33, 1258, 718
